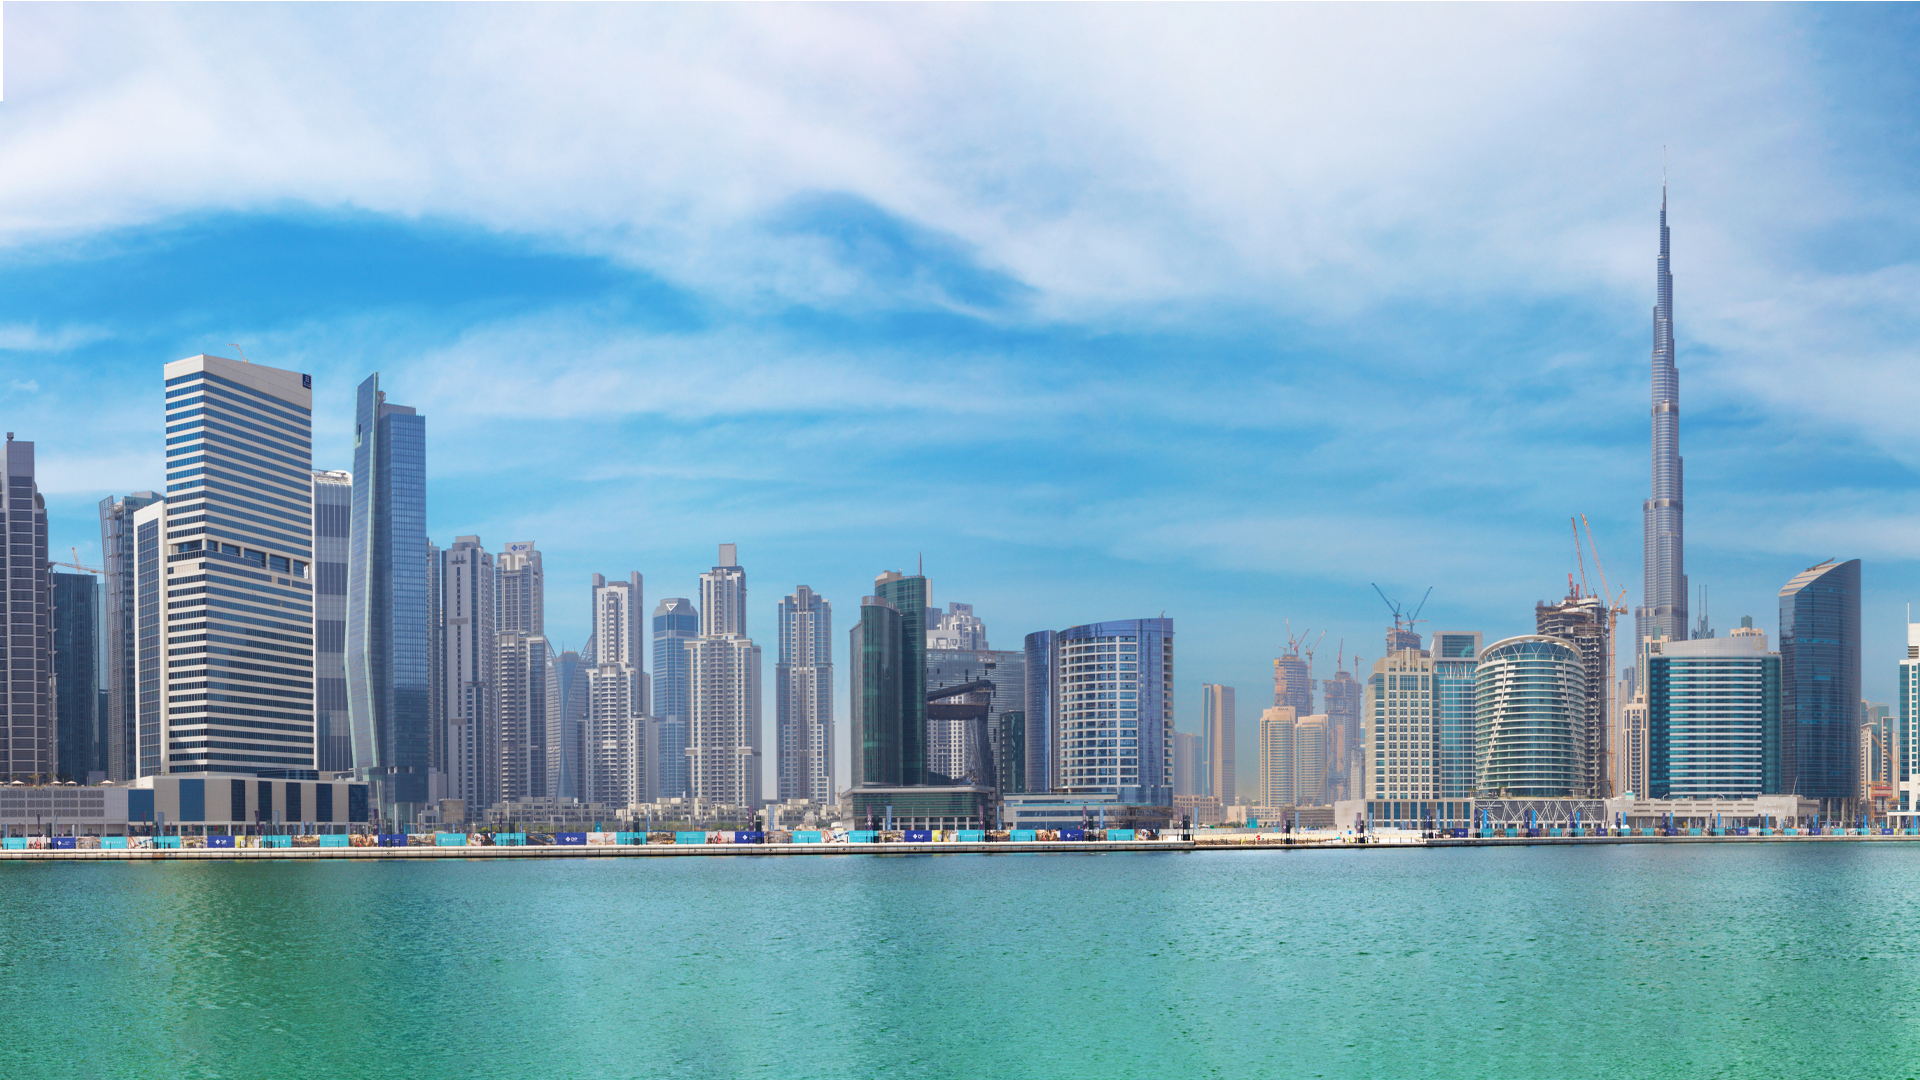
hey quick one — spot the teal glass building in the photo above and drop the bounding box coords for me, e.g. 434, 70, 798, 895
1430, 631, 1481, 799
51, 571, 100, 781
1778, 559, 1861, 807
1646, 633, 1780, 799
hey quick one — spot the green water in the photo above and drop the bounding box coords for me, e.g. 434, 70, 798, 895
4, 844, 1919, 1078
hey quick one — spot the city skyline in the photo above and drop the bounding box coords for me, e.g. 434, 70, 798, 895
4, 7, 1920, 800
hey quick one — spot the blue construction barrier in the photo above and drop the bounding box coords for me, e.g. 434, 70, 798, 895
904, 829, 932, 843
1010, 830, 1037, 842
793, 830, 823, 843
436, 833, 468, 846
557, 833, 588, 846
734, 831, 765, 844
849, 830, 879, 843
378, 834, 407, 846
208, 835, 235, 848
51, 837, 76, 849
1059, 828, 1086, 841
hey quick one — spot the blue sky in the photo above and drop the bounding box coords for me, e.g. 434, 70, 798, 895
5, 4, 1920, 795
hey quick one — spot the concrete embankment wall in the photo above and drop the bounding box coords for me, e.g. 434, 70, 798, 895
0, 840, 1195, 861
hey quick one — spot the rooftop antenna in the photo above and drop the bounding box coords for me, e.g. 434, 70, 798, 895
228, 343, 250, 364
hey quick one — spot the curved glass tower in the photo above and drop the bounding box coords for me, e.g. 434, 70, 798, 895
1474, 636, 1585, 798
1637, 185, 1689, 650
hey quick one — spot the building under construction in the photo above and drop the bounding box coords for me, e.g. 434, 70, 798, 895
1536, 589, 1610, 798
1322, 659, 1364, 804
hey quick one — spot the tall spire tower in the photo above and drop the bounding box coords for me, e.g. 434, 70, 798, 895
1636, 180, 1688, 650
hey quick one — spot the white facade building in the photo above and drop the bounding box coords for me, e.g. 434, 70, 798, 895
688, 546, 761, 806
440, 537, 496, 811
776, 585, 833, 802
584, 571, 648, 807
1365, 648, 1438, 801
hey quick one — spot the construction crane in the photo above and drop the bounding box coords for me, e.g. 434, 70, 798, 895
49, 547, 102, 575
1372, 584, 1433, 644
1302, 630, 1327, 684
1570, 518, 1590, 600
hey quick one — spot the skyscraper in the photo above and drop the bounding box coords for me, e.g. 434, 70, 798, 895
1032, 618, 1174, 804
1, 437, 50, 781
1366, 646, 1436, 802
651, 597, 698, 799
1323, 664, 1364, 803
850, 571, 927, 789
1645, 632, 1780, 799
548, 648, 589, 800
1536, 593, 1609, 796
1173, 731, 1203, 798
440, 537, 496, 813
1023, 630, 1055, 792
311, 470, 351, 775
496, 541, 548, 801
927, 603, 987, 650
51, 570, 100, 782
1898, 623, 1920, 821
776, 585, 833, 802
134, 355, 315, 777
98, 490, 159, 781
1258, 706, 1297, 807
1201, 683, 1235, 805
687, 545, 760, 807
1637, 183, 1689, 652
1429, 632, 1482, 799
584, 572, 645, 807
1779, 558, 1862, 808
1474, 636, 1585, 798
1273, 647, 1312, 715
347, 373, 430, 824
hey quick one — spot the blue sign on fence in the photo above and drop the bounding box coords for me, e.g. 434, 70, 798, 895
1059, 829, 1086, 841
556, 833, 588, 846
208, 835, 235, 848
733, 831, 765, 844
903, 829, 932, 843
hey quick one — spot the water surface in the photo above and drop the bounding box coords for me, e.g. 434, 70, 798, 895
3, 844, 1916, 1078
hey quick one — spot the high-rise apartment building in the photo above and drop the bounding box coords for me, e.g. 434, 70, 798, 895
583, 572, 646, 807
1898, 623, 1920, 821
98, 490, 159, 781
548, 648, 589, 800
1537, 593, 1610, 796
651, 597, 697, 800
440, 537, 496, 812
426, 538, 443, 796
1637, 184, 1689, 653
1027, 618, 1174, 804
346, 373, 430, 824
311, 470, 351, 774
1200, 683, 1235, 805
776, 585, 833, 802
1258, 706, 1297, 807
134, 355, 316, 777
1273, 648, 1312, 715
496, 541, 547, 801
1173, 731, 1203, 798
1645, 631, 1780, 799
1023, 630, 1055, 792
1, 437, 50, 781
1474, 636, 1585, 797
688, 545, 760, 806
1779, 559, 1861, 809
51, 571, 100, 781
1429, 632, 1482, 799
1365, 648, 1436, 801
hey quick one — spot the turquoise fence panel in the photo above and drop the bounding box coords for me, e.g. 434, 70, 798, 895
2, 838, 26, 850
102, 837, 128, 849
156, 837, 183, 849
319, 835, 349, 847
675, 831, 708, 845
1107, 829, 1135, 841
262, 835, 290, 848
1010, 830, 1038, 842
495, 833, 527, 846
849, 830, 879, 843
616, 832, 643, 845
436, 833, 468, 846
956, 830, 986, 842
793, 830, 822, 843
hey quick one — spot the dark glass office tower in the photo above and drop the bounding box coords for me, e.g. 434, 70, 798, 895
311, 471, 352, 774
651, 598, 698, 799
51, 571, 100, 781
2, 437, 51, 781
346, 373, 431, 824
851, 572, 927, 788
1779, 559, 1861, 808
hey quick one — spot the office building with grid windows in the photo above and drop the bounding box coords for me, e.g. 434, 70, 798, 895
1028, 618, 1173, 806
1645, 631, 1779, 799
133, 354, 316, 777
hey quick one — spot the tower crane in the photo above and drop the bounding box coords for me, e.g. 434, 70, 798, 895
49, 547, 102, 575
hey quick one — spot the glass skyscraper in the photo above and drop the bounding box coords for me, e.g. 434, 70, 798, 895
651, 597, 698, 799
1430, 631, 1481, 799
851, 571, 927, 788
311, 470, 351, 775
776, 585, 833, 802
1779, 558, 1861, 807
1038, 617, 1173, 805
1646, 632, 1779, 799
135, 354, 316, 777
1474, 636, 1584, 798
51, 570, 100, 781
1, 437, 50, 782
346, 372, 430, 823
1637, 183, 1689, 652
